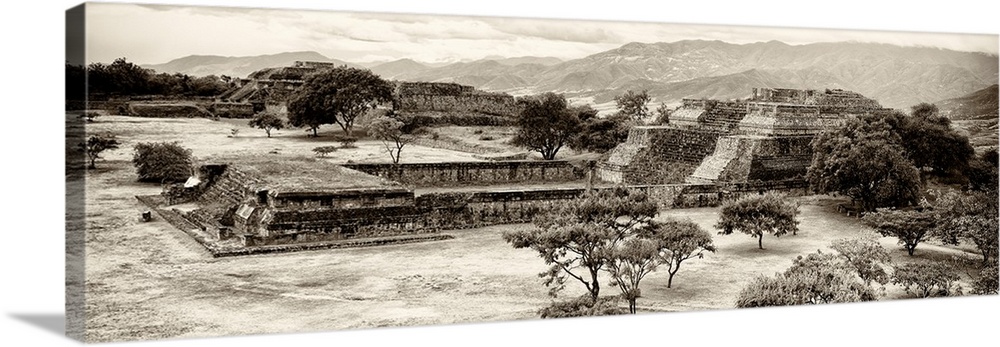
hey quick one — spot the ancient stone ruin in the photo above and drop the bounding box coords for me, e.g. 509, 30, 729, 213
217, 62, 522, 119
599, 87, 892, 186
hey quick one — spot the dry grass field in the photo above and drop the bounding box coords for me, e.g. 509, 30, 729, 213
76, 114, 987, 342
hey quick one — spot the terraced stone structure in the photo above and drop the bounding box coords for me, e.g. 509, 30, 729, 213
600, 87, 891, 186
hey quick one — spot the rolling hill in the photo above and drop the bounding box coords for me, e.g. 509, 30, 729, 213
936, 84, 999, 150
144, 40, 998, 110
141, 51, 361, 78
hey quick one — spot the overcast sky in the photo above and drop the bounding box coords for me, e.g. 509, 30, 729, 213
85, 2, 999, 65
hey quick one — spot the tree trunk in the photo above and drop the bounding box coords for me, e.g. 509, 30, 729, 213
311, 127, 318, 137
758, 234, 764, 249
667, 270, 676, 288
589, 268, 600, 300
629, 299, 636, 314
266, 129, 271, 138
906, 244, 916, 256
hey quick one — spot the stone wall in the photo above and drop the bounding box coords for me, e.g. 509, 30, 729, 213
393, 82, 521, 117
343, 161, 584, 186
197, 164, 267, 207
599, 126, 724, 184
418, 184, 726, 230
672, 99, 748, 131
688, 135, 814, 184
205, 102, 255, 118
127, 103, 214, 118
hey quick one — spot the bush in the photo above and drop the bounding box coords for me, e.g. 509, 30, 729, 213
334, 135, 358, 148
892, 261, 963, 297
313, 146, 338, 157
538, 296, 628, 319
972, 262, 999, 295
132, 142, 193, 183
478, 135, 496, 141
473, 129, 484, 135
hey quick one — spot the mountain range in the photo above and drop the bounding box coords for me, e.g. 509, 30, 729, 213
141, 40, 999, 110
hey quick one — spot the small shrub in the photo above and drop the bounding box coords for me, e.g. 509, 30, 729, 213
538, 296, 628, 319
229, 128, 240, 137
972, 262, 999, 295
478, 135, 496, 141
431, 132, 440, 140
336, 136, 358, 149
132, 142, 193, 183
892, 261, 963, 297
313, 146, 338, 157
473, 129, 484, 135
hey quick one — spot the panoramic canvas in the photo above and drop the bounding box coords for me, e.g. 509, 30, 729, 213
66, 2, 1000, 343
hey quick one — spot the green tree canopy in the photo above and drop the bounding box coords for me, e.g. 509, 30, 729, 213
715, 193, 800, 249
861, 208, 939, 256
511, 92, 582, 160
287, 66, 393, 137
614, 89, 652, 123
247, 111, 286, 138
642, 218, 716, 288
132, 142, 193, 183
80, 134, 121, 169
503, 188, 657, 301
807, 115, 922, 212
735, 251, 878, 308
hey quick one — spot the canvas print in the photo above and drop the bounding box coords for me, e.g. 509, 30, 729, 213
65, 2, 1000, 343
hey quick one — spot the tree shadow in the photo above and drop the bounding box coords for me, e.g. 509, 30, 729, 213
8, 313, 65, 337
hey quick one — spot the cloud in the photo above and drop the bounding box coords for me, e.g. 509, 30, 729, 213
85, 2, 998, 66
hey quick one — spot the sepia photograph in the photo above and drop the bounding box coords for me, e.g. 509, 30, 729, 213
17, 0, 1000, 345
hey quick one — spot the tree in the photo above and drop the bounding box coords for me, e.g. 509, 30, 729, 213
830, 237, 892, 286
368, 116, 414, 164
645, 219, 716, 288
503, 188, 658, 301
654, 102, 671, 124
604, 237, 661, 313
891, 261, 962, 298
932, 190, 999, 266
79, 134, 120, 169
964, 148, 998, 192
808, 116, 922, 212
861, 209, 938, 256
312, 146, 337, 157
247, 112, 285, 138
511, 92, 582, 160
735, 251, 877, 308
132, 142, 194, 183
571, 112, 631, 154
972, 262, 999, 295
614, 89, 651, 123
715, 193, 800, 249
286, 66, 393, 137
902, 104, 974, 179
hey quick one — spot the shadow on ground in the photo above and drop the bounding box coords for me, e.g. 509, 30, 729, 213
9, 313, 65, 337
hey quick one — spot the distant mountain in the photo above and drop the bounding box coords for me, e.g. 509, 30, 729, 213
534, 40, 998, 109
938, 84, 999, 120
481, 56, 563, 66
150, 40, 998, 110
141, 51, 361, 78
369, 59, 431, 80
937, 84, 999, 150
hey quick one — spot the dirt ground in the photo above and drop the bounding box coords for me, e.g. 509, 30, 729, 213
77, 114, 988, 342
